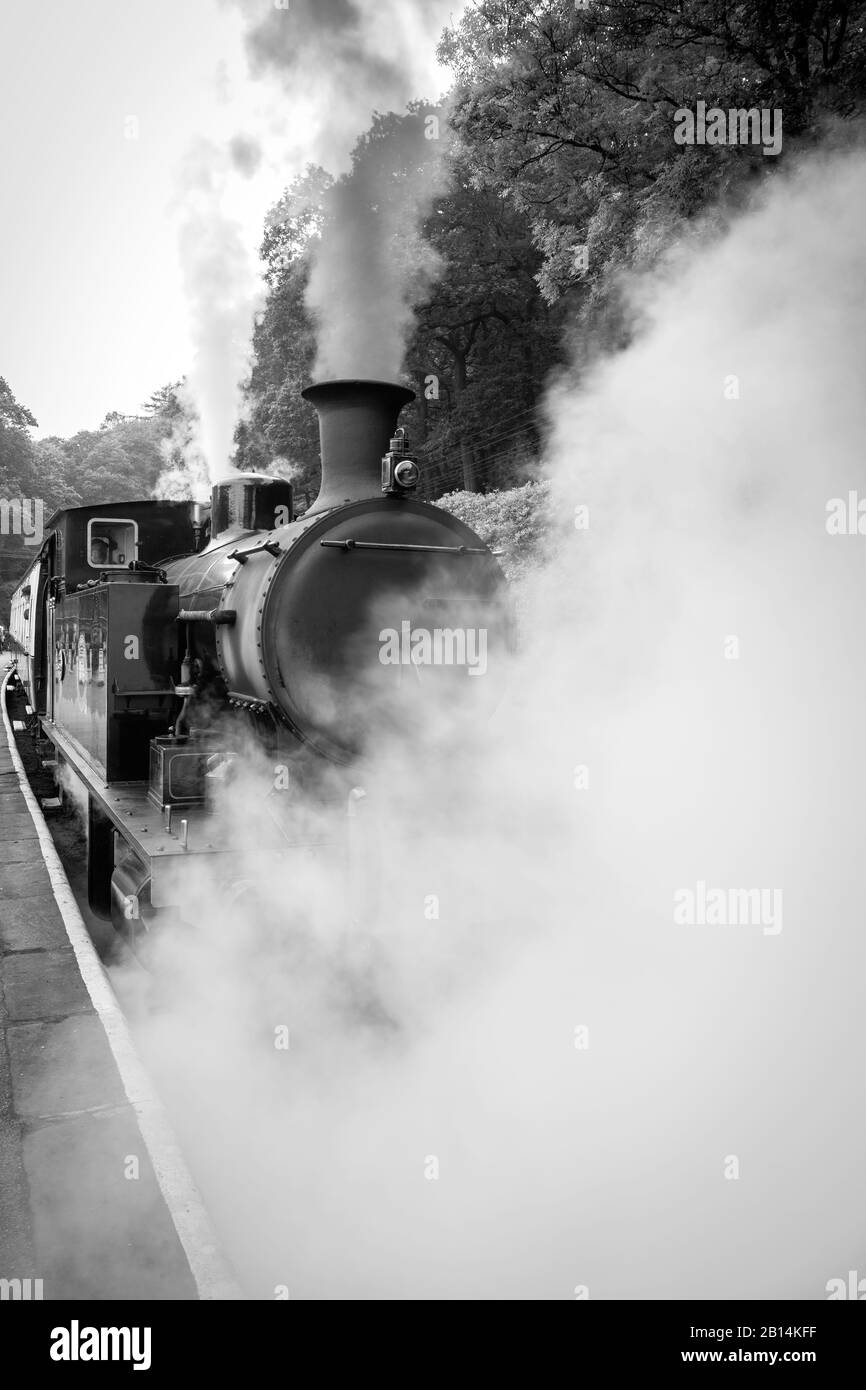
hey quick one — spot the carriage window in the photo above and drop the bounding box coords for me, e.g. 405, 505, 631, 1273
87, 519, 138, 569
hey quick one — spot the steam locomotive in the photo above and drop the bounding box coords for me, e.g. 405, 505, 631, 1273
6, 380, 509, 937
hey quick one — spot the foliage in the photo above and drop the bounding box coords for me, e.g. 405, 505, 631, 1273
435, 478, 552, 581
0, 377, 184, 609
239, 110, 566, 500
5, 0, 866, 611
439, 0, 866, 321
233, 169, 329, 505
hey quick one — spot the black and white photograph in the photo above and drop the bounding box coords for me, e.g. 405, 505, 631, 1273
0, 0, 864, 1355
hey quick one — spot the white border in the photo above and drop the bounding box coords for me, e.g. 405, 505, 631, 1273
1, 663, 242, 1300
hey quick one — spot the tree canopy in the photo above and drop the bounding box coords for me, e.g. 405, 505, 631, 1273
0, 379, 184, 609
3, 0, 864, 602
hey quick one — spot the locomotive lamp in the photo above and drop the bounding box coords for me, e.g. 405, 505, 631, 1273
393, 458, 420, 489
382, 428, 420, 496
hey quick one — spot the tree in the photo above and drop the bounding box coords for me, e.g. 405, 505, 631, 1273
436, 478, 552, 581
439, 0, 866, 319
32, 440, 81, 512
70, 421, 165, 502
0, 377, 37, 433
0, 377, 41, 610
408, 141, 564, 492
0, 377, 39, 503
240, 112, 563, 498
141, 382, 184, 420
234, 169, 329, 503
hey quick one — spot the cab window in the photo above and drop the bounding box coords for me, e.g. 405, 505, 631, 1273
87, 519, 138, 569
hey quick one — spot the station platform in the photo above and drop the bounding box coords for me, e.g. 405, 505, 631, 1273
0, 659, 237, 1300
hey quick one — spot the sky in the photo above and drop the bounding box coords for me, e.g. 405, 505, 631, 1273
0, 0, 458, 441
1, 1, 247, 436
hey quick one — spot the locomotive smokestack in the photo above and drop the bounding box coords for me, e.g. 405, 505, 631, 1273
302, 379, 415, 513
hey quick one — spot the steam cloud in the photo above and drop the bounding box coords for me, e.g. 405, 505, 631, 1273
152, 380, 210, 502
170, 1, 459, 488
235, 0, 457, 380
305, 126, 447, 380
175, 138, 263, 484
117, 140, 866, 1299
236, 0, 456, 172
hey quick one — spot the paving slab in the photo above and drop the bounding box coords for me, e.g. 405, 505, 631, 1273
0, 864, 53, 900
0, 897, 69, 953
8, 1016, 127, 1120
0, 1117, 35, 1275
0, 816, 39, 842
24, 1111, 198, 1300
0, 840, 45, 867
3, 952, 92, 1022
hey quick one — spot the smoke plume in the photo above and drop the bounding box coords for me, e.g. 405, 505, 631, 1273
305, 118, 447, 380
235, 0, 457, 172
175, 138, 264, 482
235, 0, 457, 381
172, 2, 459, 482
115, 139, 866, 1300
152, 381, 210, 502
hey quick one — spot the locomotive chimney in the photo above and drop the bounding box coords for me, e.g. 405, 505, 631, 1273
302, 379, 415, 513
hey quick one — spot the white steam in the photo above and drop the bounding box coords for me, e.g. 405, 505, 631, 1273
173, 1, 460, 483
235, 0, 457, 380
305, 130, 447, 380
235, 0, 458, 173
116, 141, 866, 1299
153, 380, 210, 501
175, 138, 264, 483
